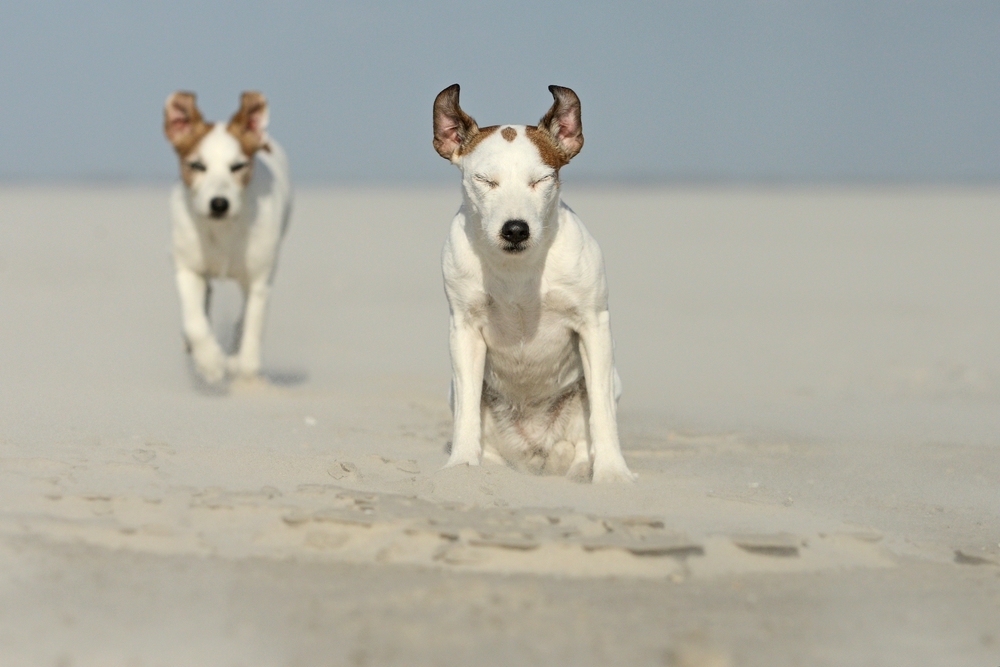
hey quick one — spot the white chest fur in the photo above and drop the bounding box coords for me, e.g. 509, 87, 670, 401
478, 288, 585, 406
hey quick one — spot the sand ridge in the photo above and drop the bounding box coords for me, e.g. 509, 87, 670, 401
0, 449, 897, 579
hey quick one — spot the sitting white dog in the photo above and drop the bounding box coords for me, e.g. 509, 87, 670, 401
434, 84, 635, 483
163, 91, 291, 384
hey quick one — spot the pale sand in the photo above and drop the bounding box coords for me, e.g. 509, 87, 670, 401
0, 185, 997, 666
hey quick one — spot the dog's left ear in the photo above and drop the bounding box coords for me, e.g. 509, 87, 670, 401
539, 85, 584, 160
228, 91, 270, 155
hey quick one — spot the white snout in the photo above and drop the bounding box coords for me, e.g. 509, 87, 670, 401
191, 175, 243, 218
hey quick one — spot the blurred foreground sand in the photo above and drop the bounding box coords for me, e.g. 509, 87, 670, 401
0, 185, 997, 666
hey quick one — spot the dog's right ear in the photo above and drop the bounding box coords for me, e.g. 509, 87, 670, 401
164, 92, 209, 155
433, 84, 479, 161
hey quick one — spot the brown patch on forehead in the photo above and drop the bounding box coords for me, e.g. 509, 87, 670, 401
175, 126, 213, 159
524, 126, 569, 170
176, 125, 216, 187
171, 122, 214, 159
455, 125, 499, 157
226, 126, 259, 159
174, 123, 215, 160
500, 126, 517, 142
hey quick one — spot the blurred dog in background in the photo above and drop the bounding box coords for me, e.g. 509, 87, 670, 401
163, 91, 291, 384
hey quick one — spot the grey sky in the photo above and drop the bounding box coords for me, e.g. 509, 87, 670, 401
1, 1, 998, 183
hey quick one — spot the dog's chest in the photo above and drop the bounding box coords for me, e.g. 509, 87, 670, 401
480, 291, 583, 400
196, 222, 249, 278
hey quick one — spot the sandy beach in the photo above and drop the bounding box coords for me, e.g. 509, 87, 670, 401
0, 184, 997, 666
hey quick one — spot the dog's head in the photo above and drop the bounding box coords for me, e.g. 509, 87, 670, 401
163, 91, 270, 219
433, 85, 583, 256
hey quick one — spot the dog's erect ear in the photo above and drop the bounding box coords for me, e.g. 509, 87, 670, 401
539, 85, 583, 160
227, 91, 270, 155
164, 91, 210, 155
433, 84, 479, 161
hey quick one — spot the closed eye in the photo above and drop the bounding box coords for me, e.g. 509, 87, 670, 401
473, 174, 499, 189
230, 162, 250, 173
187, 161, 207, 172
530, 174, 555, 188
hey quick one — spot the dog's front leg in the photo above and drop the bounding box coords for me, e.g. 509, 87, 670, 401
176, 268, 226, 383
446, 313, 487, 467
231, 277, 270, 379
579, 310, 636, 483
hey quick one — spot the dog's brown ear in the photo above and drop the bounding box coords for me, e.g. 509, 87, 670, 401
433, 84, 479, 161
164, 91, 210, 155
227, 91, 270, 155
538, 85, 583, 160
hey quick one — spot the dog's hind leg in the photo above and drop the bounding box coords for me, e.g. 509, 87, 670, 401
480, 406, 512, 466
176, 268, 226, 384
566, 440, 593, 482
552, 392, 592, 481
544, 440, 576, 476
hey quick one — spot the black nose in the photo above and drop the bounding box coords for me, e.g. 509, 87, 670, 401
210, 197, 229, 216
500, 219, 530, 244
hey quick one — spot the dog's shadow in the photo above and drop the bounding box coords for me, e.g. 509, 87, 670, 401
186, 362, 309, 396
261, 368, 309, 387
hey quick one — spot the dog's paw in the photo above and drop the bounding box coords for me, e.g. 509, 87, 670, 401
197, 364, 226, 385
444, 453, 482, 468
227, 354, 261, 380
543, 440, 576, 476
592, 461, 637, 484
225, 356, 242, 375
192, 345, 227, 384
481, 449, 507, 466
444, 439, 483, 468
566, 459, 593, 483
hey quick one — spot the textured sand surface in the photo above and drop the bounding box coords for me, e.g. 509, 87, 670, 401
0, 185, 998, 666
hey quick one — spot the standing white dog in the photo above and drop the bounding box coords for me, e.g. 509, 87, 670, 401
163, 91, 291, 384
434, 84, 635, 483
